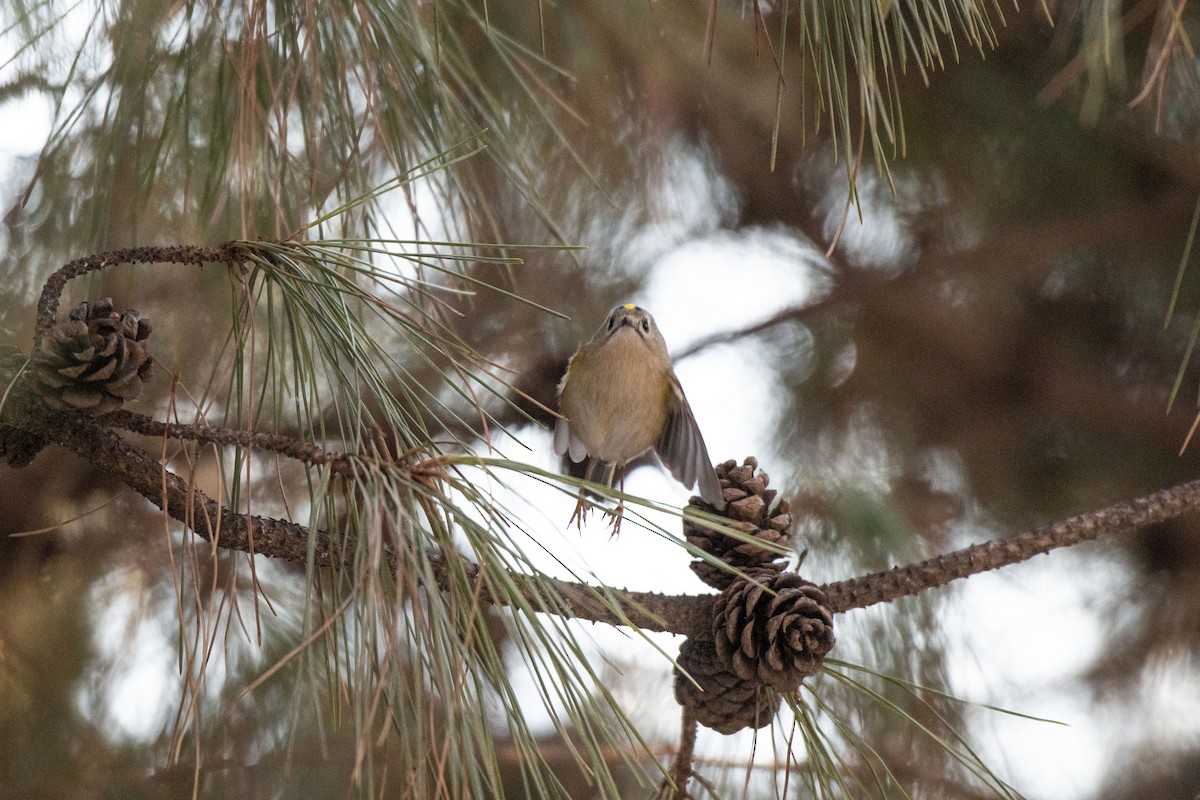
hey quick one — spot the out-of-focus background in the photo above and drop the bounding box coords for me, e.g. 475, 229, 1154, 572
3, 1, 1200, 797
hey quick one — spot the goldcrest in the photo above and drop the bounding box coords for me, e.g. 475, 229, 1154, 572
554, 304, 726, 518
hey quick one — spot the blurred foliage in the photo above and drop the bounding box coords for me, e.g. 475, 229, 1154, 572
3, 0, 1200, 798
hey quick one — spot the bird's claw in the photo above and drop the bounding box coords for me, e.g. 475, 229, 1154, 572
605, 500, 624, 538
568, 490, 590, 531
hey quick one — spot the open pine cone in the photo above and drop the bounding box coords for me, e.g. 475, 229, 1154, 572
674, 638, 779, 735
33, 298, 153, 414
712, 572, 835, 692
685, 457, 793, 589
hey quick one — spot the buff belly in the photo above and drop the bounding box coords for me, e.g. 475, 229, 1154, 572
559, 331, 672, 465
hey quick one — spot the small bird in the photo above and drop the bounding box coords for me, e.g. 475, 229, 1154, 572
554, 304, 726, 530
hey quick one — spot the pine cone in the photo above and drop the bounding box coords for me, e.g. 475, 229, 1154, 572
685, 457, 793, 589
712, 573, 835, 692
674, 638, 779, 735
33, 298, 153, 414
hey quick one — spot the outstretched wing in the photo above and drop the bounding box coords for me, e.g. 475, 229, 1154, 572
655, 377, 726, 510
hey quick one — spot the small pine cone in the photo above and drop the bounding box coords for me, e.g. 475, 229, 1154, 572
712, 573, 835, 692
674, 638, 779, 735
685, 457, 794, 590
33, 298, 153, 414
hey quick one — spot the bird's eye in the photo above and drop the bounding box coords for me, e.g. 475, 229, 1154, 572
640, 319, 650, 333
607, 315, 616, 332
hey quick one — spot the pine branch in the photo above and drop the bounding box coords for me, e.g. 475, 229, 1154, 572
42, 410, 323, 565
107, 410, 356, 474
13, 241, 1200, 634
820, 477, 1200, 611
657, 706, 698, 800
24, 405, 719, 637
32, 243, 249, 350
11, 395, 1200, 635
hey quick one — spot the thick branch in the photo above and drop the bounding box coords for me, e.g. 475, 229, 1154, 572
38, 412, 718, 637
44, 414, 322, 565
19, 400, 1200, 633
820, 477, 1200, 612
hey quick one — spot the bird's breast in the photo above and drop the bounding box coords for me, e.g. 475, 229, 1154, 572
560, 334, 672, 464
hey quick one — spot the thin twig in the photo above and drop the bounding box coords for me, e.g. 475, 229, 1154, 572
107, 410, 356, 474
33, 243, 250, 349
661, 706, 698, 800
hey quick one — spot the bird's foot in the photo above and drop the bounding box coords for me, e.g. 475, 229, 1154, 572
605, 499, 624, 538
567, 490, 590, 531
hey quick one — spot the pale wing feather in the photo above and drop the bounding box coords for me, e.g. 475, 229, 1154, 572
553, 415, 592, 464
553, 416, 571, 457
569, 432, 589, 463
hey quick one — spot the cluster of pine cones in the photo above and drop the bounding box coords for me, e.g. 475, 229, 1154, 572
23, 299, 823, 738
674, 458, 835, 734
